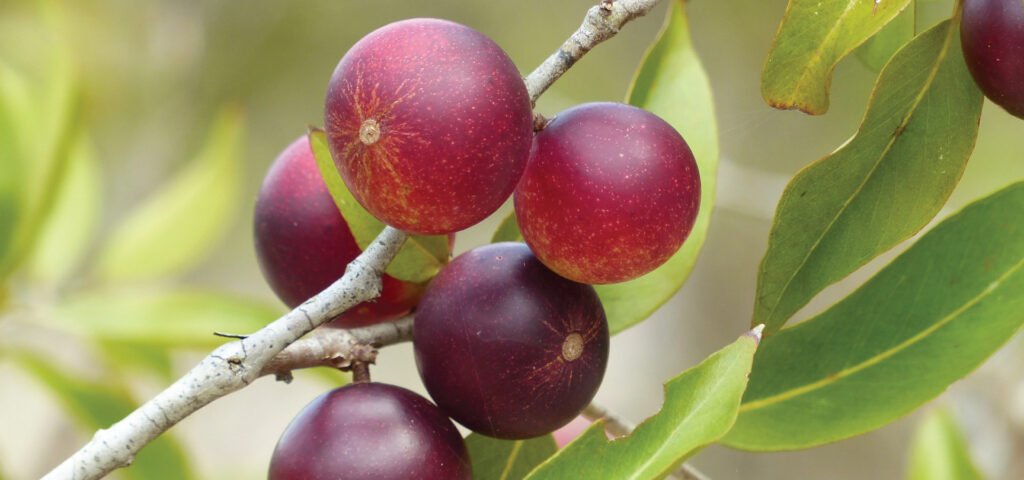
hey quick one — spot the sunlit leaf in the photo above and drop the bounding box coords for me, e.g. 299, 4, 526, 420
907, 408, 984, 480
308, 128, 448, 283
762, 0, 911, 113
27, 133, 101, 285
95, 108, 245, 282
466, 434, 556, 480
0, 64, 23, 275
54, 288, 281, 348
857, 0, 916, 71
526, 327, 761, 479
725, 181, 1024, 450
595, 0, 719, 334
754, 19, 983, 333
14, 352, 193, 480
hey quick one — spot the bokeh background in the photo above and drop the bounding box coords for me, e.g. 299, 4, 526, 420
1, 0, 1022, 478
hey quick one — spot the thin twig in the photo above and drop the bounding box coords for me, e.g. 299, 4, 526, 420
523, 0, 664, 103
582, 402, 711, 480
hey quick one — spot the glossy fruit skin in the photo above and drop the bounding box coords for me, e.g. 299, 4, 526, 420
414, 243, 609, 439
514, 102, 700, 284
961, 0, 1024, 119
253, 136, 425, 328
268, 382, 472, 480
324, 18, 533, 234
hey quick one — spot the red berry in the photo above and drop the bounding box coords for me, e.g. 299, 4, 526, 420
268, 382, 472, 480
514, 102, 701, 284
325, 18, 533, 234
414, 243, 609, 439
961, 0, 1024, 119
253, 136, 427, 328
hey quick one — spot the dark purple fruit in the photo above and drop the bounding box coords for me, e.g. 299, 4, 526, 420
253, 136, 427, 328
414, 242, 609, 439
268, 382, 471, 480
514, 102, 700, 285
325, 18, 533, 234
961, 0, 1024, 119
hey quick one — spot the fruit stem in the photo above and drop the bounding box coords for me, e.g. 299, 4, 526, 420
351, 361, 371, 383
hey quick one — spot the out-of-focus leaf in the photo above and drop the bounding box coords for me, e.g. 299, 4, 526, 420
304, 367, 350, 387
27, 133, 100, 285
308, 128, 448, 283
762, 0, 911, 113
0, 37, 78, 279
98, 341, 175, 382
14, 352, 193, 480
725, 181, 1024, 450
907, 408, 984, 480
466, 434, 556, 480
526, 327, 761, 480
857, 1, 916, 71
0, 64, 23, 275
95, 108, 244, 282
53, 288, 281, 348
595, 0, 719, 334
491, 212, 524, 243
754, 19, 983, 334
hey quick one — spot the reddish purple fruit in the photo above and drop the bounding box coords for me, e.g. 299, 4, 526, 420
324, 18, 533, 234
414, 243, 609, 439
268, 382, 472, 480
514, 102, 701, 285
961, 0, 1024, 119
254, 136, 427, 328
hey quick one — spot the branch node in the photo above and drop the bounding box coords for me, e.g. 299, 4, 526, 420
274, 371, 294, 384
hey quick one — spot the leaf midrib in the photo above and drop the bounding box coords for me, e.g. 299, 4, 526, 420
498, 441, 524, 480
761, 20, 957, 329
742, 255, 1024, 413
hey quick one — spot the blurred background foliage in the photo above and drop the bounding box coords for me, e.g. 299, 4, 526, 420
0, 0, 1021, 479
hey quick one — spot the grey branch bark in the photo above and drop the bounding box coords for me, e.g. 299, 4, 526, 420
44, 1, 670, 478
524, 0, 663, 103
42, 227, 408, 480
582, 402, 711, 480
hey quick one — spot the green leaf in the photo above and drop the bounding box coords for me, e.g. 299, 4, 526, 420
27, 133, 101, 285
308, 128, 448, 283
0, 65, 23, 274
95, 108, 244, 282
98, 341, 175, 382
724, 181, 1024, 451
762, 0, 912, 113
14, 352, 193, 480
754, 19, 983, 334
526, 327, 761, 480
492, 212, 524, 243
466, 434, 557, 480
907, 408, 984, 480
857, 1, 916, 71
53, 288, 281, 348
595, 0, 719, 334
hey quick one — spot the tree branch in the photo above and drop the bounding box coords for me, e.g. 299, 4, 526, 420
582, 402, 711, 480
42, 227, 407, 480
523, 0, 663, 103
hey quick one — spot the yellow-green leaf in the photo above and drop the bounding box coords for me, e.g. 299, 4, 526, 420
54, 288, 281, 348
857, 0, 916, 71
308, 128, 448, 283
762, 0, 912, 113
27, 133, 101, 285
907, 408, 984, 480
95, 108, 245, 282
